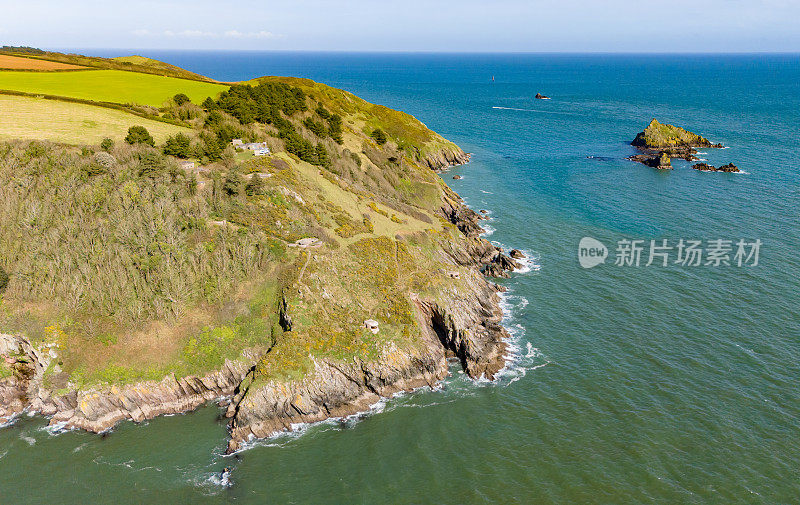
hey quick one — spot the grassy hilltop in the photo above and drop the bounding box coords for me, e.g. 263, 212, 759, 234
0, 49, 486, 398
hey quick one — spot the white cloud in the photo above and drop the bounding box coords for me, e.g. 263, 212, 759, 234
131, 28, 282, 40
223, 30, 281, 40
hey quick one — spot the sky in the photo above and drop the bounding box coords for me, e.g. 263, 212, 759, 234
1, 0, 799, 52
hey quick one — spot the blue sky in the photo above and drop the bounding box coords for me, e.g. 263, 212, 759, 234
1, 0, 799, 52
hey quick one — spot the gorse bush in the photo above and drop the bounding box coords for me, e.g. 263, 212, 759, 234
125, 125, 155, 147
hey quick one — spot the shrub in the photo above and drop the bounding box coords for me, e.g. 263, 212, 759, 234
0, 265, 8, 293
93, 151, 116, 169
163, 133, 192, 158
224, 169, 244, 196
125, 126, 155, 147
100, 138, 114, 151
137, 152, 166, 177
173, 93, 191, 106
370, 128, 387, 145
245, 175, 266, 196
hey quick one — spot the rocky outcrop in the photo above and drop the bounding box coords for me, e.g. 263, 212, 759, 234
0, 330, 258, 431
631, 118, 721, 149
509, 249, 525, 260
692, 162, 740, 173
225, 270, 508, 453
629, 119, 723, 169
419, 146, 471, 172
628, 152, 672, 170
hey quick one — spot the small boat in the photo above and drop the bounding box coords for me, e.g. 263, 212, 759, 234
535, 93, 551, 100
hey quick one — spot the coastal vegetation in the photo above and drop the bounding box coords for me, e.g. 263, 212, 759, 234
0, 50, 514, 443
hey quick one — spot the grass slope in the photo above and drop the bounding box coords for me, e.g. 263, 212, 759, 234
0, 69, 227, 107
0, 95, 189, 144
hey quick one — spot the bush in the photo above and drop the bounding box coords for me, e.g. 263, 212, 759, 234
100, 138, 114, 151
137, 152, 166, 177
0, 265, 8, 293
224, 169, 244, 196
371, 128, 387, 145
173, 93, 191, 106
245, 175, 266, 196
94, 151, 116, 169
163, 133, 192, 158
125, 126, 155, 147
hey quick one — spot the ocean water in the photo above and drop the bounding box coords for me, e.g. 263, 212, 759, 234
1, 52, 799, 504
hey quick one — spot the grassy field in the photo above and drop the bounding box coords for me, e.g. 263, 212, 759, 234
0, 95, 189, 145
0, 54, 86, 70
0, 69, 227, 106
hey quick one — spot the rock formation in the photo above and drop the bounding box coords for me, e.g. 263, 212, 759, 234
692, 162, 740, 173
628, 118, 723, 169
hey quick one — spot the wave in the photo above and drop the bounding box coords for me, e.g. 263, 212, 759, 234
491, 106, 576, 116
480, 224, 496, 237
493, 289, 552, 385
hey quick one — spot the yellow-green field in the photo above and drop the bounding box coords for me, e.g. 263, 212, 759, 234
0, 69, 227, 106
0, 95, 189, 145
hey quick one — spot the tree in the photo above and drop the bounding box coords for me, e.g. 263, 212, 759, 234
223, 169, 244, 196
202, 96, 217, 110
100, 138, 114, 151
163, 133, 192, 158
315, 143, 330, 167
370, 128, 387, 145
125, 126, 155, 147
137, 152, 165, 178
173, 93, 191, 106
245, 174, 266, 196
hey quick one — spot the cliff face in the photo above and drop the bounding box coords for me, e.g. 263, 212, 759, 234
419, 146, 471, 172
225, 250, 509, 452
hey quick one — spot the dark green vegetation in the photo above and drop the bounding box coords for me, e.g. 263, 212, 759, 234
125, 125, 155, 146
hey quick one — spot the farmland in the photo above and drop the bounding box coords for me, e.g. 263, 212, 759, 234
0, 95, 189, 145
0, 69, 227, 106
0, 54, 86, 70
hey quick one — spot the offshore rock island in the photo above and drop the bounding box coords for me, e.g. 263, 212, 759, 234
627, 118, 723, 170
0, 49, 520, 449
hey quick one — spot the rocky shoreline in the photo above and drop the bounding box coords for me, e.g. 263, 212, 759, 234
0, 149, 522, 450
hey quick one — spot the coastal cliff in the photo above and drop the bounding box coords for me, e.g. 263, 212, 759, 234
0, 55, 521, 446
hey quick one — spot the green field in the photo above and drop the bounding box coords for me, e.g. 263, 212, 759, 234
0, 69, 227, 107
0, 95, 189, 145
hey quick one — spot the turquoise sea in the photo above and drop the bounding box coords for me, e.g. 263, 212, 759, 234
1, 52, 798, 504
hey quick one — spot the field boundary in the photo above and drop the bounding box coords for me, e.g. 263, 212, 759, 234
0, 88, 193, 128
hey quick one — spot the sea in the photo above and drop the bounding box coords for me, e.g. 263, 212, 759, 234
1, 52, 798, 504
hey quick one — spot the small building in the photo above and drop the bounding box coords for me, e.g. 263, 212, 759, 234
254, 148, 270, 156
243, 142, 268, 151
179, 160, 196, 170
364, 319, 380, 334
231, 139, 244, 147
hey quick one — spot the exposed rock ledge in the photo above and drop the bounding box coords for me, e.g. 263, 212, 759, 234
418, 146, 472, 172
